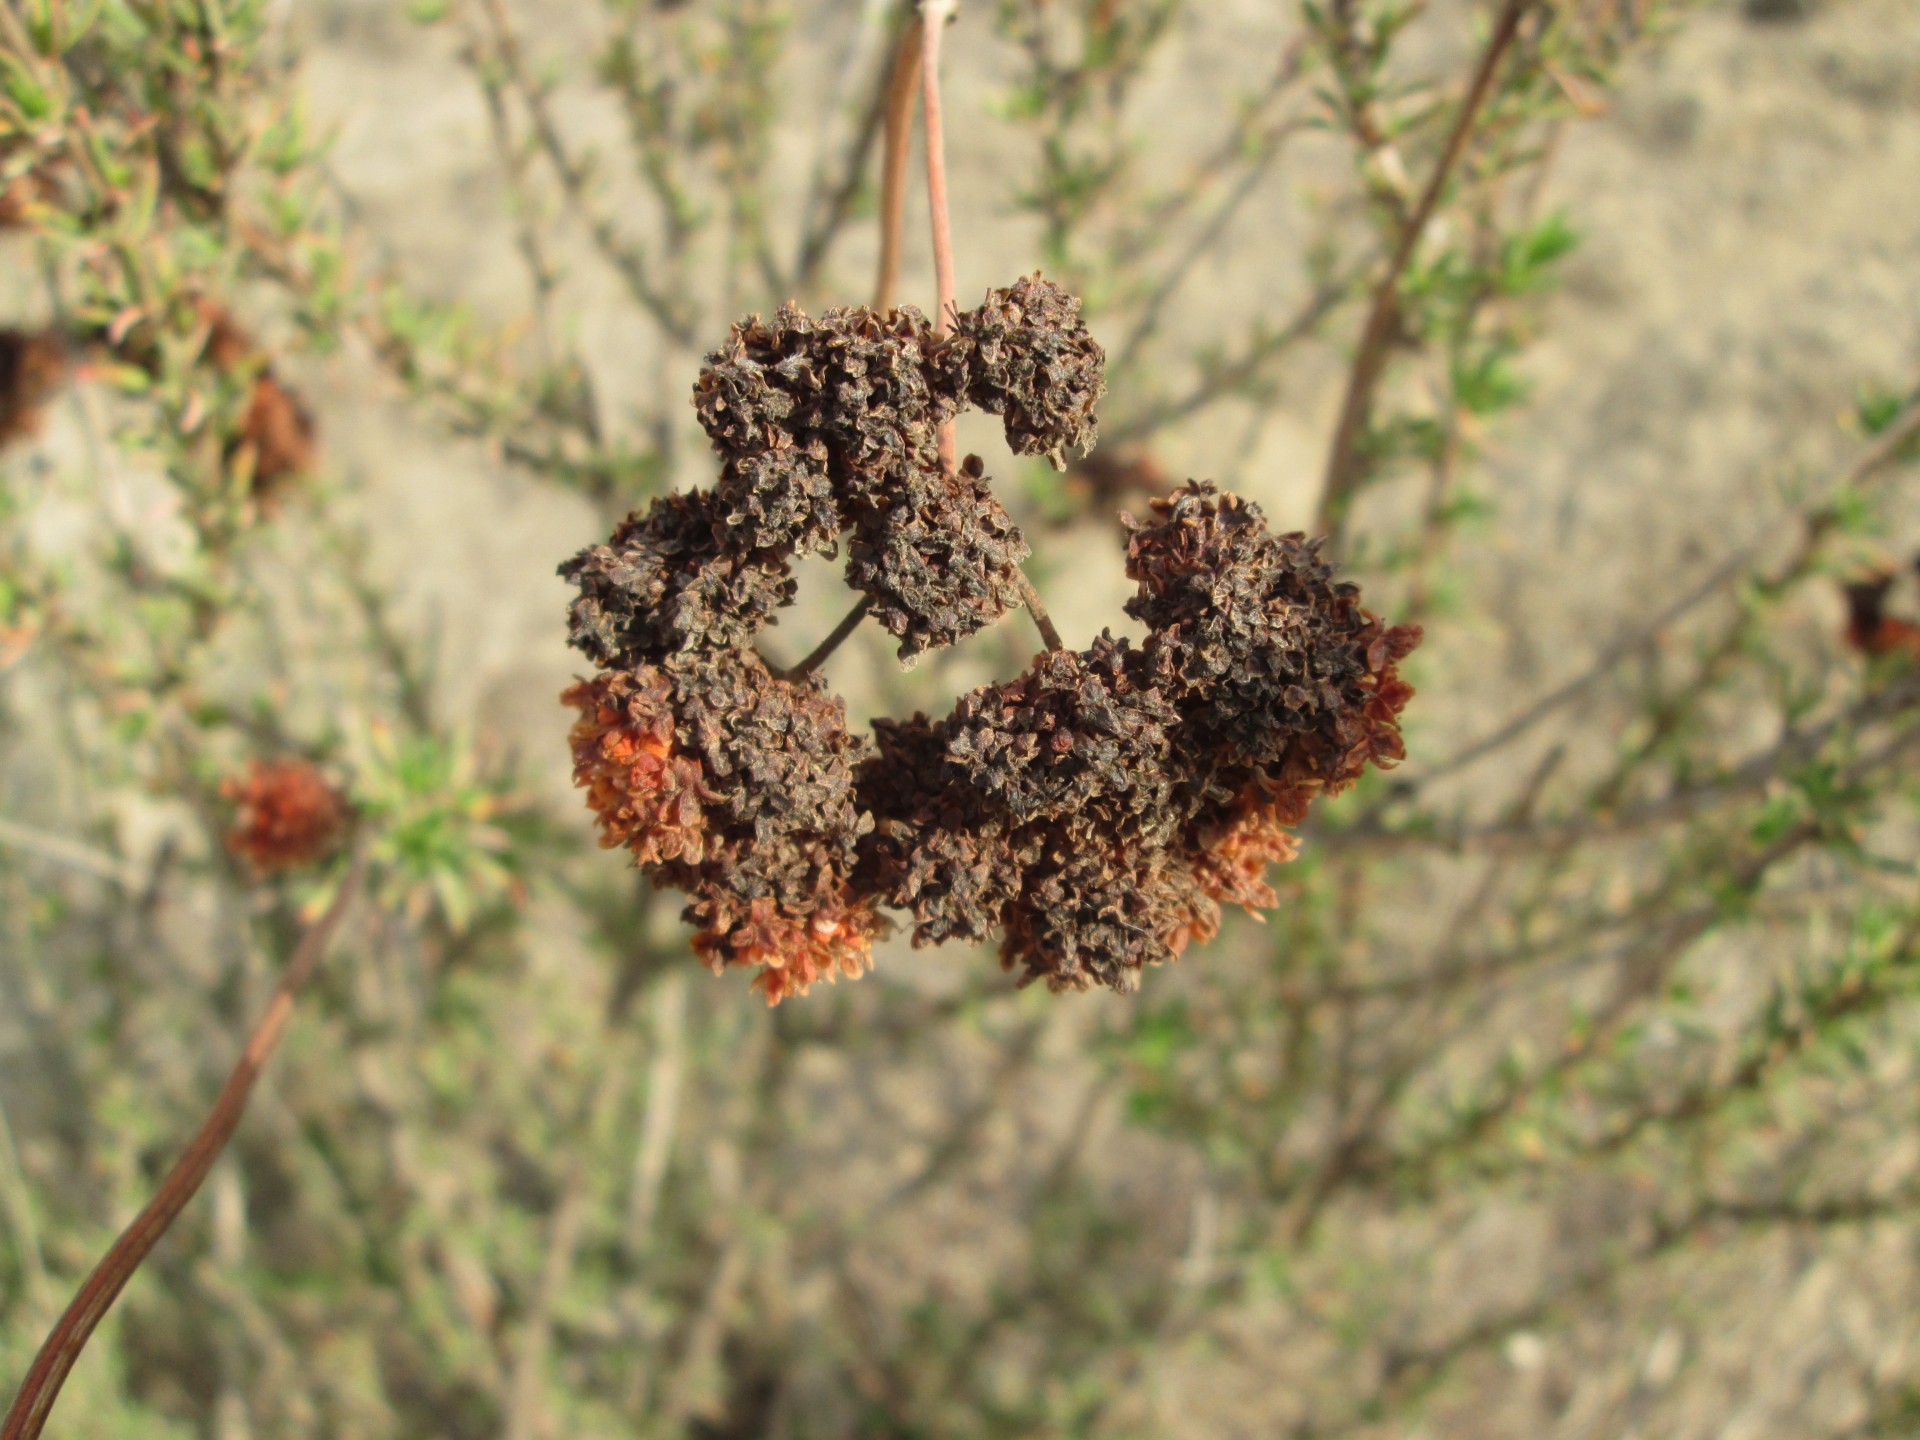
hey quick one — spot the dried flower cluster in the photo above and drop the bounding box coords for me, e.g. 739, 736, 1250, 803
0, 328, 66, 450
862, 483, 1419, 992
222, 758, 349, 874
1843, 563, 1920, 663
564, 277, 1419, 1001
196, 301, 318, 500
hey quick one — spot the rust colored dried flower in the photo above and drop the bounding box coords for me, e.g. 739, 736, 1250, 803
564, 647, 883, 1001
1843, 569, 1920, 662
688, 887, 882, 1003
222, 758, 349, 874
0, 329, 66, 450
234, 372, 318, 497
562, 281, 1416, 1001
562, 668, 711, 864
0, 170, 50, 230
194, 304, 318, 499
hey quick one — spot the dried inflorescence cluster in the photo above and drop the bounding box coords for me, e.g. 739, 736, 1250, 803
1843, 562, 1920, 663
197, 301, 319, 501
0, 328, 66, 451
222, 758, 349, 874
563, 276, 1419, 1001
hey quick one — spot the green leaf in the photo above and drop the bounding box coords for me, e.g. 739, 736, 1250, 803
1498, 211, 1581, 295
1854, 386, 1906, 438
0, 54, 53, 120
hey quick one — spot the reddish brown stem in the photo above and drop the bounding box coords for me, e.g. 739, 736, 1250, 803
782, 595, 873, 680
1015, 572, 1064, 652
0, 854, 364, 1440
875, 14, 925, 314
920, 0, 959, 476
1316, 0, 1535, 544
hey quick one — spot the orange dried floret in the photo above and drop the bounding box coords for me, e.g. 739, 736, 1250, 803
1191, 785, 1312, 915
689, 891, 882, 1004
222, 758, 348, 874
562, 669, 710, 865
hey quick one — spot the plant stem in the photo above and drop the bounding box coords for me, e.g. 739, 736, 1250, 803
1316, 0, 1535, 545
920, 0, 1060, 654
919, 0, 960, 477
782, 595, 873, 680
1015, 572, 1064, 652
875, 13, 925, 314
0, 853, 365, 1440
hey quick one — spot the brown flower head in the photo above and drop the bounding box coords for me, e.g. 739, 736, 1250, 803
939, 273, 1107, 468
562, 281, 1417, 1001
1842, 564, 1920, 663
0, 329, 66, 450
194, 304, 318, 499
222, 758, 349, 874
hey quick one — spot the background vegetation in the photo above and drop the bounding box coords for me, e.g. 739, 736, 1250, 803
4, 0, 1920, 1435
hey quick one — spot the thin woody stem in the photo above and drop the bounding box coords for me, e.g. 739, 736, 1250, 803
782, 595, 873, 680
922, 0, 1061, 654
1, 852, 365, 1440
1015, 572, 1065, 652
799, 0, 1062, 674
875, 14, 925, 314
919, 0, 960, 477
795, 11, 926, 681
1316, 0, 1535, 545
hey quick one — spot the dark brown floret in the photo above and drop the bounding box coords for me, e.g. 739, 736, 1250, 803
690, 299, 1037, 657
940, 275, 1106, 469
1000, 846, 1192, 994
944, 631, 1177, 832
222, 758, 349, 875
667, 650, 869, 852
1125, 481, 1420, 785
712, 437, 839, 555
843, 452, 1031, 663
561, 490, 795, 666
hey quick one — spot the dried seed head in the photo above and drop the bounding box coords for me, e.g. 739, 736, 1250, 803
0, 329, 66, 449
844, 452, 1031, 663
222, 758, 349, 874
941, 274, 1106, 469
1000, 847, 1192, 994
562, 283, 1417, 1003
562, 489, 796, 666
945, 631, 1177, 832
1125, 481, 1421, 786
